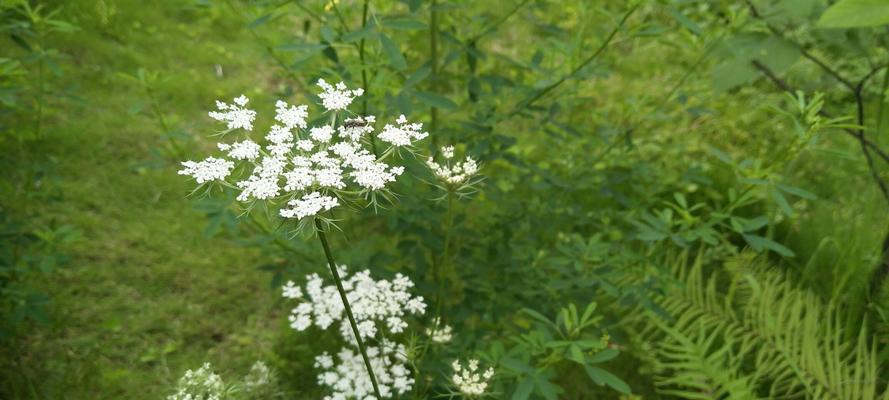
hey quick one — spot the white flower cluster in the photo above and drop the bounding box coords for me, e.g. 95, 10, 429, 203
426, 317, 453, 344
283, 267, 425, 399
167, 363, 224, 400
427, 145, 479, 185
283, 266, 426, 340
314, 340, 413, 400
243, 361, 273, 391
178, 157, 234, 184
179, 80, 429, 221
378, 115, 429, 147
317, 79, 364, 111
451, 359, 495, 398
208, 94, 256, 131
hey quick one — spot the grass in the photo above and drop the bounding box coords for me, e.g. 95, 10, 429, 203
3, 1, 298, 398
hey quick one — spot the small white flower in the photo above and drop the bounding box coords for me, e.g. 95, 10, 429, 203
279, 191, 339, 219
310, 125, 335, 143
295, 139, 314, 152
275, 100, 309, 129
244, 361, 273, 390
317, 79, 364, 111
178, 157, 234, 184
283, 267, 426, 341
167, 362, 224, 400
222, 139, 260, 160
451, 359, 495, 397
209, 94, 257, 131
283, 280, 302, 298
442, 145, 455, 159
266, 124, 294, 145
313, 341, 414, 399
426, 317, 453, 343
427, 146, 480, 185
377, 115, 428, 147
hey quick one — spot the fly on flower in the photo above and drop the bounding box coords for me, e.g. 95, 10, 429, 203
177, 80, 430, 235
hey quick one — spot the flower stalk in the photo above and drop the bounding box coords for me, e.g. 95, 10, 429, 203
314, 218, 383, 399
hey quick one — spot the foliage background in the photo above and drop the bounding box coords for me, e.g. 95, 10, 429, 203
2, 0, 889, 399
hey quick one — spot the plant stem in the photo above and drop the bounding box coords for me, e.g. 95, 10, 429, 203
359, 0, 379, 157
314, 219, 383, 399
34, 46, 45, 139
429, 0, 439, 145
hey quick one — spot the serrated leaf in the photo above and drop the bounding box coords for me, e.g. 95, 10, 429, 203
817, 0, 889, 28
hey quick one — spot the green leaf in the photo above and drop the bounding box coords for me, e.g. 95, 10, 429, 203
404, 66, 431, 88
381, 18, 427, 30
777, 183, 816, 200
587, 348, 619, 364
770, 188, 794, 217
379, 34, 407, 70
817, 0, 889, 28
414, 91, 458, 110
668, 7, 702, 35
277, 43, 328, 53
342, 24, 377, 43
584, 365, 631, 394
743, 234, 795, 257
711, 34, 801, 92
512, 379, 534, 400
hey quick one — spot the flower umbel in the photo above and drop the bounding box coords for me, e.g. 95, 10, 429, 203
179, 80, 430, 227
314, 341, 413, 399
283, 266, 427, 341
426, 317, 453, 344
451, 359, 495, 398
167, 362, 225, 400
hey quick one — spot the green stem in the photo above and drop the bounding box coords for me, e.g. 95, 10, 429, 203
145, 84, 185, 158
34, 47, 45, 139
429, 0, 439, 145
358, 0, 379, 157
415, 189, 454, 399
314, 219, 383, 399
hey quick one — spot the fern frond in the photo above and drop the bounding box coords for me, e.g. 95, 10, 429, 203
630, 252, 887, 400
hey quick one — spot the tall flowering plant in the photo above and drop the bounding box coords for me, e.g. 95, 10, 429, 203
178, 80, 430, 399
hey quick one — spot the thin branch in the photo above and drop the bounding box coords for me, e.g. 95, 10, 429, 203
507, 2, 641, 117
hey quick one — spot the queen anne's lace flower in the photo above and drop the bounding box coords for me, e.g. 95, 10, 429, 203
279, 192, 339, 219
451, 359, 495, 398
167, 363, 224, 400
284, 267, 426, 341
317, 79, 364, 111
178, 157, 234, 184
377, 115, 429, 147
208, 94, 256, 131
426, 317, 453, 343
314, 341, 413, 400
427, 145, 480, 185
218, 140, 260, 161
180, 80, 429, 222
275, 100, 309, 129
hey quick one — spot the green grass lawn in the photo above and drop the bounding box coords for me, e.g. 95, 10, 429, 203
5, 1, 294, 398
